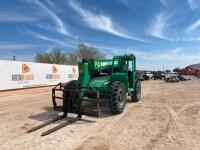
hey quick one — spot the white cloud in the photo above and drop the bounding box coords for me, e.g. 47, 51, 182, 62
188, 0, 200, 10
185, 19, 200, 33
117, 0, 131, 7
46, 0, 57, 9
82, 43, 195, 65
0, 13, 35, 22
138, 48, 200, 65
171, 48, 182, 54
160, 0, 167, 6
148, 13, 170, 39
0, 43, 36, 50
148, 12, 200, 42
0, 10, 41, 22
69, 0, 148, 42
117, 0, 143, 9
139, 48, 200, 70
45, 38, 200, 69
168, 36, 200, 42
106, 47, 200, 69
30, 0, 70, 36
82, 42, 119, 52
27, 29, 75, 48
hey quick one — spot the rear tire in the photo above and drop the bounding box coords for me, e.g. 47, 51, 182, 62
131, 80, 141, 102
108, 82, 126, 114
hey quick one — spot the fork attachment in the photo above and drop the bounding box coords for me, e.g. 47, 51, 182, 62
27, 83, 100, 136
52, 83, 100, 117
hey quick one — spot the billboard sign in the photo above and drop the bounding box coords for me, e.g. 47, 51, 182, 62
0, 60, 78, 91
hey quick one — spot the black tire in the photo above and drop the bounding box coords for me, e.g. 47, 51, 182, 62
108, 82, 126, 114
64, 80, 78, 89
63, 80, 79, 97
63, 80, 79, 112
131, 80, 141, 102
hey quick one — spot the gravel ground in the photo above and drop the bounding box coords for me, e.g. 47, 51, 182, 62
0, 78, 200, 150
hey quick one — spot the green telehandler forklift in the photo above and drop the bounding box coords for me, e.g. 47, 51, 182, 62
28, 54, 141, 136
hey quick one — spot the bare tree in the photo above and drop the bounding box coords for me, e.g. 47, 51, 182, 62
66, 43, 105, 65
35, 43, 105, 65
65, 53, 79, 65
50, 48, 66, 64
35, 48, 66, 64
173, 67, 180, 73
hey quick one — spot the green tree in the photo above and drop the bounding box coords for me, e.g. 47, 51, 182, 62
66, 43, 105, 65
35, 48, 66, 64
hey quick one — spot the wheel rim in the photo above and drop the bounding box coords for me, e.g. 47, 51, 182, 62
118, 90, 125, 107
137, 89, 140, 99
136, 84, 141, 99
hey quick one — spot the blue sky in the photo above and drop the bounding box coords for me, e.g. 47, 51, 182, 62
0, 0, 200, 70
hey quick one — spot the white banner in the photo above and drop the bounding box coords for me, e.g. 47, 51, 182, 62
0, 60, 78, 91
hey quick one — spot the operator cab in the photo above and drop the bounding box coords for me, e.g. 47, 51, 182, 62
111, 55, 136, 91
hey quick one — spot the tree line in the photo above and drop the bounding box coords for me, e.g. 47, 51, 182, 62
35, 43, 105, 65
35, 43, 182, 73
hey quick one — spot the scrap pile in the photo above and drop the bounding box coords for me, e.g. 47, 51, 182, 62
181, 63, 200, 78
165, 73, 190, 83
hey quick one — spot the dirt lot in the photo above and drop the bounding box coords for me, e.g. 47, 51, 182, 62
0, 78, 200, 150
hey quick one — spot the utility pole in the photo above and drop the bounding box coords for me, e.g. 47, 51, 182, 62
12, 56, 16, 61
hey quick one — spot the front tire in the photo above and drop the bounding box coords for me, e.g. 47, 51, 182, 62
63, 80, 79, 112
108, 82, 126, 114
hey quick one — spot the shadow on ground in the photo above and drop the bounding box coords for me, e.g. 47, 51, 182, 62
28, 97, 134, 124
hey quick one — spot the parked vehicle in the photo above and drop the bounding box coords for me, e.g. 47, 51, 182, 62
28, 54, 141, 136
137, 71, 145, 81
144, 71, 153, 79
165, 73, 178, 82
153, 71, 163, 80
